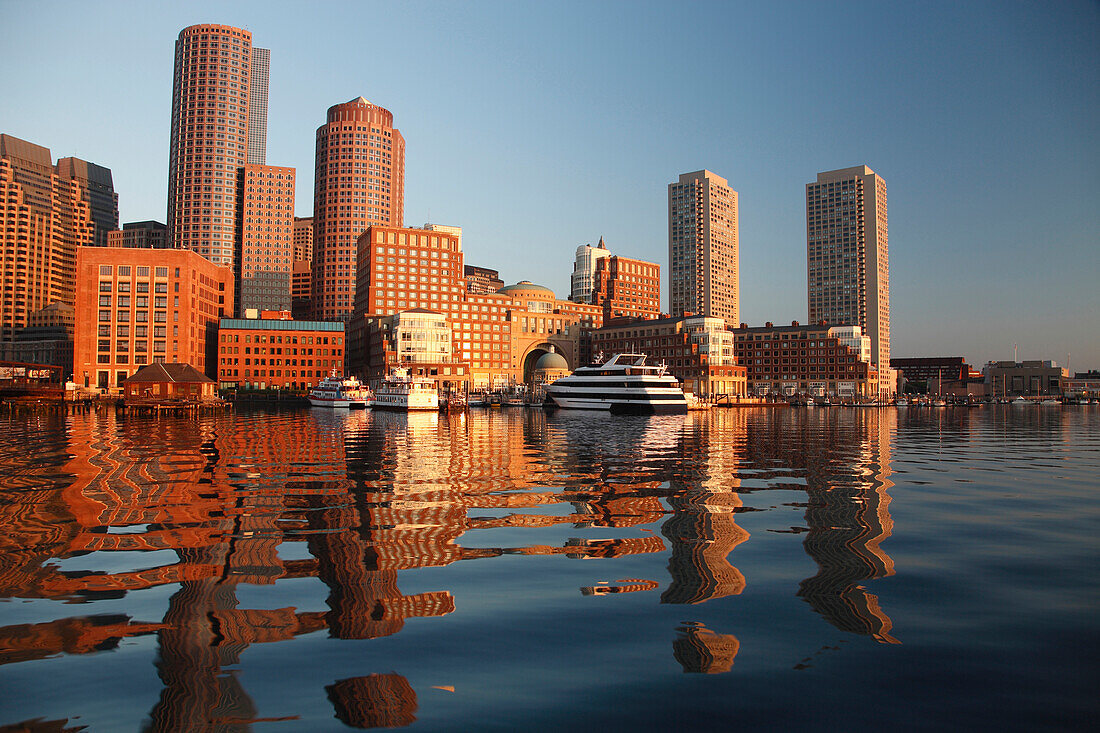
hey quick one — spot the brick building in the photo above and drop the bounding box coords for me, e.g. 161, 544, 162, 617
236, 164, 295, 315
592, 254, 660, 321
73, 247, 232, 391
216, 313, 344, 390
732, 321, 878, 399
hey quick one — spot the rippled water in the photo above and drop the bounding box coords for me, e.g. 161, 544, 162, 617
0, 405, 1097, 731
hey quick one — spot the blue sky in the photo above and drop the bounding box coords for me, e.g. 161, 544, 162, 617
2, 0, 1097, 368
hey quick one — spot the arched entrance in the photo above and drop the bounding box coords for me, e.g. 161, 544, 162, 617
522, 343, 571, 385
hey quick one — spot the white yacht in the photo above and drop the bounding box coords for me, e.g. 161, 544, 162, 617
309, 370, 371, 409
543, 353, 689, 414
373, 367, 439, 411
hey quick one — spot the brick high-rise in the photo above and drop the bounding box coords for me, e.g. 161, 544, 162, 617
312, 97, 405, 321
806, 166, 891, 394
668, 170, 739, 326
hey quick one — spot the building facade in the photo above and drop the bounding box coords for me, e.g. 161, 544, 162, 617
167, 24, 255, 264
312, 97, 405, 321
107, 221, 168, 249
1, 134, 95, 342
216, 315, 344, 390
293, 216, 313, 261
732, 321, 878, 399
592, 254, 661, 321
890, 357, 970, 387
464, 265, 504, 294
73, 247, 233, 391
807, 166, 892, 395
983, 360, 1067, 398
570, 237, 611, 303
55, 157, 118, 247
236, 164, 295, 315
247, 47, 270, 165
591, 314, 746, 399
668, 170, 739, 325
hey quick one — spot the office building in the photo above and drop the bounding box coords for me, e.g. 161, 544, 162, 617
216, 314, 344, 389
293, 216, 313, 261
668, 170, 739, 326
807, 166, 892, 395
593, 254, 660, 321
464, 265, 504, 294
1, 134, 95, 342
107, 221, 168, 249
72, 246, 232, 390
983, 360, 1067, 398
167, 24, 255, 264
55, 157, 118, 247
570, 237, 611, 303
247, 47, 270, 165
236, 164, 295, 314
312, 97, 405, 321
732, 321, 878, 399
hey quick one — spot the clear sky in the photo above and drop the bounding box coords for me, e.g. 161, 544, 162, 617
2, 0, 1097, 369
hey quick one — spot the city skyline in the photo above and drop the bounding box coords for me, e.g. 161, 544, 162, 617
1, 1, 1097, 367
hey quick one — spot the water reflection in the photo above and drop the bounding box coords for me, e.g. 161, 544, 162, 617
0, 404, 912, 727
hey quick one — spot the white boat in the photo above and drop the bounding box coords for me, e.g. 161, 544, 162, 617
373, 367, 439, 411
543, 352, 688, 414
896, 397, 909, 406
309, 370, 371, 409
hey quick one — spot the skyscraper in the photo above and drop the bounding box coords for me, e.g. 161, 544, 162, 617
1, 134, 95, 342
55, 157, 118, 247
312, 97, 405, 321
668, 170, 739, 326
806, 165, 891, 395
235, 164, 295, 314
247, 47, 270, 165
167, 24, 255, 265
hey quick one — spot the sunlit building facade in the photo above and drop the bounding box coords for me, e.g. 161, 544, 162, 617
312, 97, 405, 321
235, 164, 295, 315
72, 246, 232, 390
592, 254, 661, 321
807, 166, 892, 396
216, 314, 344, 389
668, 170, 739, 325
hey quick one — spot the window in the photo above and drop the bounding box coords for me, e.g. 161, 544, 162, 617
99, 265, 112, 276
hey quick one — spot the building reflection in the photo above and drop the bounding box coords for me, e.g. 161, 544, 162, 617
0, 403, 903, 725
795, 409, 898, 643
673, 623, 740, 674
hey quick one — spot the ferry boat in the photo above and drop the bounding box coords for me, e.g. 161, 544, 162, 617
373, 367, 439, 411
309, 370, 371, 409
543, 352, 689, 414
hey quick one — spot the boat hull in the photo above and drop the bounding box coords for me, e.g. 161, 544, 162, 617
543, 393, 688, 414
309, 397, 349, 408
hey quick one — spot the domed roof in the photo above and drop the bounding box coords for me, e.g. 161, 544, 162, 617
534, 351, 569, 371
497, 280, 555, 297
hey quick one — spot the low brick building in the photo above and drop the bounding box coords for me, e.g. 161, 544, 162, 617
216, 313, 345, 390
123, 362, 216, 402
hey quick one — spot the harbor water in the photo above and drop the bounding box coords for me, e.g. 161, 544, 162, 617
0, 405, 1097, 731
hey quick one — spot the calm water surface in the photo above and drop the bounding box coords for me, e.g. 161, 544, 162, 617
0, 405, 1097, 731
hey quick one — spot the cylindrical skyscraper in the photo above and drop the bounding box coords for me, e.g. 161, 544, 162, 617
312, 97, 405, 321
166, 24, 253, 265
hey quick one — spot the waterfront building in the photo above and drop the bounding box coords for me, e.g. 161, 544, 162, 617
293, 216, 313, 261
591, 314, 746, 399
890, 356, 970, 386
807, 166, 893, 396
55, 157, 118, 247
1063, 371, 1100, 400
72, 246, 232, 391
732, 321, 878, 399
668, 170, 739, 326
312, 97, 405, 321
216, 313, 344, 390
167, 24, 255, 263
464, 264, 504, 294
498, 281, 595, 386
107, 221, 168, 249
1, 134, 95, 342
235, 164, 295, 315
570, 237, 611, 303
360, 308, 466, 390
982, 360, 1067, 398
592, 253, 661, 321
123, 361, 217, 402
